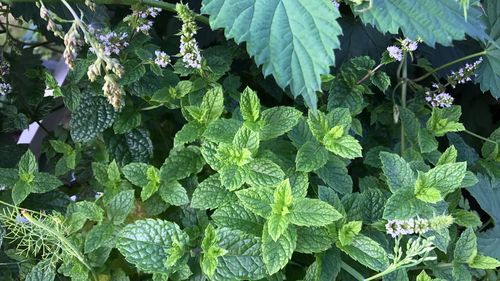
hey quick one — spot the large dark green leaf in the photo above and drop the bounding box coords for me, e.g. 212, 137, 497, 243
357, 0, 487, 46
201, 0, 342, 109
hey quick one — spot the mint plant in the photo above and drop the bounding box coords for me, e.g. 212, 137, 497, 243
1, 0, 500, 280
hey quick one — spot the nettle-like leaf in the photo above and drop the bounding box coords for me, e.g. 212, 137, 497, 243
356, 0, 487, 47
201, 224, 227, 278
202, 0, 342, 109
414, 162, 467, 203
116, 219, 189, 274
476, 0, 500, 98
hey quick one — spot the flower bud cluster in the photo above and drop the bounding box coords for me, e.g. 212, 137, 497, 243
447, 57, 483, 88
63, 23, 82, 69
176, 3, 202, 69
385, 215, 454, 238
103, 74, 124, 109
0, 58, 12, 97
38, 2, 64, 38
89, 29, 129, 57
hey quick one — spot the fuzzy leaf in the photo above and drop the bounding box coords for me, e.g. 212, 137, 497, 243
240, 87, 260, 122
160, 146, 204, 182
202, 0, 342, 109
236, 186, 274, 218
212, 203, 264, 237
70, 94, 116, 142
260, 106, 302, 140
245, 158, 285, 187
191, 175, 237, 209
295, 226, 334, 254
454, 228, 478, 264
337, 234, 390, 271
158, 181, 189, 206
469, 255, 500, 269
295, 141, 329, 172
106, 189, 135, 224
289, 198, 343, 227
357, 0, 487, 47
380, 152, 415, 192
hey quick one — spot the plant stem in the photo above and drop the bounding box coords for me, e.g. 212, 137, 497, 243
400, 55, 408, 156
2, 0, 210, 25
357, 63, 383, 84
23, 212, 98, 281
413, 50, 486, 82
464, 129, 498, 145
341, 261, 365, 281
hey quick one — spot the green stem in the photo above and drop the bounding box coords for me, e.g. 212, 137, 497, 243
464, 129, 497, 145
413, 51, 486, 82
341, 261, 365, 281
357, 63, 383, 84
23, 212, 98, 281
400, 55, 408, 156
1, 0, 210, 25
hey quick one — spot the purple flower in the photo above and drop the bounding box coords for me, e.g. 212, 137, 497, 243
387, 46, 403, 61
154, 50, 171, 68
0, 82, 12, 96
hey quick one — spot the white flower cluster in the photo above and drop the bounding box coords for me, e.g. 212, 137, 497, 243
154, 50, 171, 68
448, 57, 483, 87
387, 45, 403, 61
425, 88, 454, 108
177, 4, 202, 69
0, 82, 12, 96
386, 218, 430, 238
90, 31, 129, 57
133, 5, 162, 34
386, 215, 453, 238
332, 0, 340, 8
386, 38, 419, 61
401, 38, 418, 52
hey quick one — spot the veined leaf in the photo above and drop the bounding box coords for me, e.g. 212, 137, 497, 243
212, 203, 264, 237
477, 1, 500, 99
191, 175, 237, 209
262, 223, 297, 275
296, 141, 329, 172
337, 234, 390, 272
356, 0, 487, 47
116, 219, 189, 273
236, 186, 274, 218
289, 198, 343, 227
202, 0, 342, 109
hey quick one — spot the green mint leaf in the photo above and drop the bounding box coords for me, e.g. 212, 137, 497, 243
289, 198, 343, 227
337, 234, 390, 271
141, 166, 161, 201
288, 171, 309, 199
201, 224, 227, 278
200, 86, 225, 124
427, 107, 465, 137
113, 110, 142, 134
418, 129, 438, 154
295, 226, 335, 254
414, 173, 443, 203
288, 117, 315, 148
233, 126, 260, 155
338, 221, 363, 246
0, 168, 19, 188
174, 122, 205, 147
328, 108, 352, 131
383, 188, 433, 220
191, 175, 237, 209
116, 219, 189, 273
295, 141, 329, 173
437, 145, 458, 165
236, 186, 274, 218
380, 151, 416, 192
160, 146, 204, 182
84, 222, 115, 253
469, 255, 500, 269
324, 135, 362, 159
217, 143, 253, 167
106, 189, 135, 224
212, 202, 264, 237
302, 248, 340, 281
416, 270, 432, 281
245, 158, 285, 187
425, 162, 467, 196
260, 107, 301, 140
452, 209, 482, 228
454, 228, 478, 264
262, 223, 297, 275
26, 260, 56, 281
12, 180, 33, 205
214, 228, 267, 280
122, 163, 150, 187
220, 165, 248, 191
477, 2, 500, 99
240, 87, 260, 123
316, 159, 353, 195
158, 181, 189, 206
18, 149, 37, 176
32, 173, 63, 193
66, 201, 105, 233
202, 0, 342, 109
268, 180, 293, 241
203, 119, 242, 144
370, 71, 391, 92
307, 111, 330, 141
